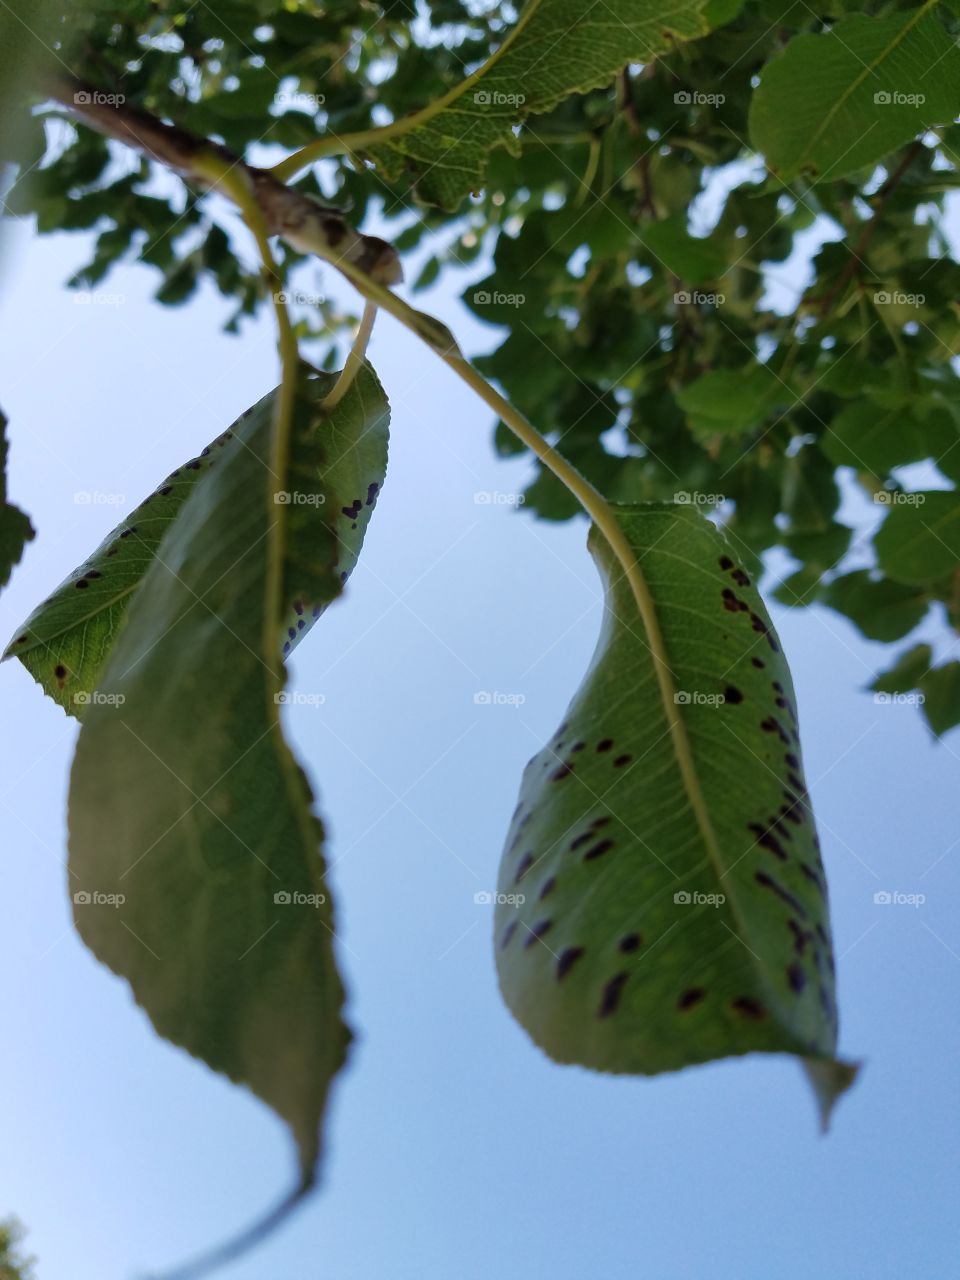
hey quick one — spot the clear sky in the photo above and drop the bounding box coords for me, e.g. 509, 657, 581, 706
1, 206, 958, 1280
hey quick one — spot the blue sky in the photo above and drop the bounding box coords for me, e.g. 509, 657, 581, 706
0, 210, 958, 1280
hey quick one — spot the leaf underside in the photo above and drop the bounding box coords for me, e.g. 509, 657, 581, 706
496, 504, 856, 1124
5, 368, 388, 715
66, 365, 389, 1184
365, 0, 711, 209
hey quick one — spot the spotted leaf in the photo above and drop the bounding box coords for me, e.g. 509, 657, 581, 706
4, 367, 388, 715
496, 503, 856, 1124
67, 364, 388, 1209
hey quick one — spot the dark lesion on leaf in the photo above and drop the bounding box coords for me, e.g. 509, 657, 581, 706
598, 971, 628, 1017
677, 987, 706, 1011
556, 946, 584, 980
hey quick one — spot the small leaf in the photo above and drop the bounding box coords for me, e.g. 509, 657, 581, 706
822, 402, 959, 474
919, 662, 960, 737
869, 642, 932, 695
496, 504, 854, 1123
67, 365, 389, 1196
640, 216, 729, 283
675, 364, 786, 437
6, 375, 388, 714
749, 10, 960, 182
820, 569, 928, 643
874, 490, 960, 585
0, 408, 34, 592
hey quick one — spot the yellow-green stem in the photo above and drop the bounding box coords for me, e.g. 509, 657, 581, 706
320, 301, 377, 412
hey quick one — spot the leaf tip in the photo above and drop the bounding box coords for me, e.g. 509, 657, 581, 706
803, 1055, 860, 1133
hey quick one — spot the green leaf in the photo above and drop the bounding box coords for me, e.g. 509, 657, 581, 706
874, 490, 960, 585
675, 364, 786, 437
363, 0, 712, 208
749, 9, 960, 181
640, 215, 729, 283
67, 365, 389, 1203
919, 661, 960, 737
0, 408, 34, 592
495, 503, 855, 1125
869, 642, 932, 694
5, 375, 388, 715
822, 402, 960, 474
820, 569, 928, 642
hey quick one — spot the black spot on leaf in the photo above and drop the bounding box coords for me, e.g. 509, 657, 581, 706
598, 972, 628, 1017
677, 988, 706, 1011
556, 947, 584, 980
524, 919, 553, 949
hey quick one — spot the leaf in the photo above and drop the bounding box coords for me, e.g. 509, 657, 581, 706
67, 365, 389, 1195
820, 569, 928, 643
0, 408, 34, 592
496, 503, 855, 1125
675, 364, 786, 437
640, 215, 729, 283
822, 402, 960, 474
874, 490, 960, 585
869, 642, 932, 694
363, 0, 712, 209
5, 375, 388, 715
919, 661, 960, 737
749, 9, 960, 182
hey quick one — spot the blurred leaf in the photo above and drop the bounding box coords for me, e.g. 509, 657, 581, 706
67, 364, 389, 1199
0, 409, 34, 593
820, 569, 928, 642
919, 661, 960, 737
822, 402, 959, 474
749, 11, 960, 181
641, 215, 729, 283
675, 365, 786, 437
496, 503, 855, 1125
869, 642, 932, 694
874, 491, 960, 585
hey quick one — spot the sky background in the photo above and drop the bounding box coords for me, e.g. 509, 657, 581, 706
1, 196, 958, 1280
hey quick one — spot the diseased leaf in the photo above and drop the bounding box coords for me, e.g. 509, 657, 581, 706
0, 408, 34, 592
749, 9, 960, 182
496, 503, 855, 1123
67, 365, 389, 1191
874, 490, 960, 585
5, 375, 388, 715
363, 0, 712, 209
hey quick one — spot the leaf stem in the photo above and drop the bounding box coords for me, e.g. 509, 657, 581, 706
189, 153, 300, 673
320, 300, 378, 412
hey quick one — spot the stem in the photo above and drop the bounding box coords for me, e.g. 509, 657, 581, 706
329, 262, 723, 865
320, 300, 378, 411
190, 153, 300, 674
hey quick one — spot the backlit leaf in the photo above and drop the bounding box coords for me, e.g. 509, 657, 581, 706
496, 503, 855, 1124
874, 490, 960, 585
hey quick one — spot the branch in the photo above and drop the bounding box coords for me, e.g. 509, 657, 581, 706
46, 75, 402, 287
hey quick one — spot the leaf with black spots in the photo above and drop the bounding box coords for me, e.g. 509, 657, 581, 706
496, 503, 856, 1125
5, 370, 389, 715
66, 365, 389, 1255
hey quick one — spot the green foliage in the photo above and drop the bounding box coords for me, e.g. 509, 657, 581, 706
0, 411, 34, 593
67, 367, 389, 1187
496, 504, 854, 1121
0, 1219, 34, 1280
